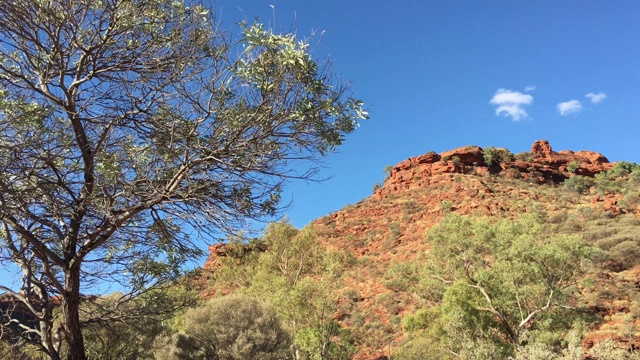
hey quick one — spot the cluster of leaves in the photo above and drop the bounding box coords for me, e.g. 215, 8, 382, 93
1, 220, 358, 359
596, 163, 640, 215
483, 146, 515, 166
1, 282, 195, 360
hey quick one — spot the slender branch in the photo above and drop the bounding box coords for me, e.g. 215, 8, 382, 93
518, 289, 554, 328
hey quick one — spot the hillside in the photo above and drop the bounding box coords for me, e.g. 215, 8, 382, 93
202, 140, 640, 359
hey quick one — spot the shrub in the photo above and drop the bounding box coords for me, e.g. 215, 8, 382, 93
595, 172, 622, 195
384, 262, 420, 292
587, 338, 638, 360
619, 193, 640, 212
563, 175, 595, 194
567, 161, 581, 173
383, 164, 393, 177
156, 296, 291, 360
527, 169, 544, 184
607, 240, 640, 271
607, 161, 640, 178
439, 200, 453, 212
514, 151, 534, 162
483, 146, 514, 166
391, 336, 443, 360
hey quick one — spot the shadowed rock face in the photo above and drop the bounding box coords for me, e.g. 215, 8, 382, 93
375, 140, 614, 196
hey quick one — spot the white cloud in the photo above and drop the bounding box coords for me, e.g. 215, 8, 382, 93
585, 92, 607, 104
557, 100, 582, 116
489, 89, 533, 121
524, 85, 536, 92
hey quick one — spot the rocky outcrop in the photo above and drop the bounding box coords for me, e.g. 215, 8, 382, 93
203, 242, 268, 272
202, 244, 227, 271
530, 140, 612, 177
440, 145, 484, 165
375, 140, 614, 197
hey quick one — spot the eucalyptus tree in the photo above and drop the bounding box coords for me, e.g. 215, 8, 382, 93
405, 214, 595, 358
0, 1, 367, 359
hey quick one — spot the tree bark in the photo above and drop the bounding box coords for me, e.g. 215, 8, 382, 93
62, 267, 86, 360
40, 310, 62, 360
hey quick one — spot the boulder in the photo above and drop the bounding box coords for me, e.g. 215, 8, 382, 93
440, 146, 484, 165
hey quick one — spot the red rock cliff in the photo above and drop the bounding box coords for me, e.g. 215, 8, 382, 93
376, 140, 614, 196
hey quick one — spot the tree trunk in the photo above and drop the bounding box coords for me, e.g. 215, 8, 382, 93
40, 314, 61, 360
62, 267, 86, 360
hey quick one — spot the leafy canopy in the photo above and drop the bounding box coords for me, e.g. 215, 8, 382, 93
401, 214, 596, 358
0, 1, 366, 359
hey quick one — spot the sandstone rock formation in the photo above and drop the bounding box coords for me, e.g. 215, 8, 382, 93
376, 140, 614, 196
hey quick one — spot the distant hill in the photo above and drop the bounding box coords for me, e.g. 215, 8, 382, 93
202, 140, 640, 359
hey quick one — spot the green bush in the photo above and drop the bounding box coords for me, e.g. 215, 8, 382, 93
483, 146, 514, 166
619, 193, 640, 212
391, 336, 444, 360
607, 161, 640, 178
384, 262, 420, 292
155, 296, 291, 360
607, 240, 640, 271
439, 200, 453, 212
410, 214, 595, 357
514, 151, 535, 162
587, 338, 640, 360
566, 161, 581, 173
563, 175, 595, 194
383, 164, 393, 177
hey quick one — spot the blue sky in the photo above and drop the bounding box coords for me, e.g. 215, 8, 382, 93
214, 0, 640, 228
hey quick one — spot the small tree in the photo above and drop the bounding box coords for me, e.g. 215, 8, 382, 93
383, 165, 394, 178
0, 1, 366, 359
411, 214, 595, 357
